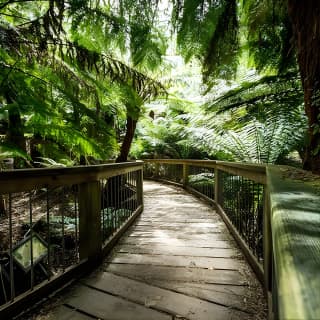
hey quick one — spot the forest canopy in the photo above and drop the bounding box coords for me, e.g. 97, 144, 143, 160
0, 0, 319, 172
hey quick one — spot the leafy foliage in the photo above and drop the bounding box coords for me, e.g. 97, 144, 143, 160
172, 0, 239, 85
183, 73, 306, 163
0, 0, 167, 166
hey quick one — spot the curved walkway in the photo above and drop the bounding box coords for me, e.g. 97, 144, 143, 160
25, 181, 266, 320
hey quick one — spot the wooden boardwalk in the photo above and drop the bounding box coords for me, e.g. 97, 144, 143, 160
36, 181, 266, 320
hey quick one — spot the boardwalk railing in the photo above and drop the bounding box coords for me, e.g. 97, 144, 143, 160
0, 159, 319, 319
143, 159, 320, 320
0, 162, 143, 318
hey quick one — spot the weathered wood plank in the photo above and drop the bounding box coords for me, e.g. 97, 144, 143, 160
65, 285, 171, 320
48, 305, 92, 320
134, 222, 225, 228
145, 280, 260, 314
136, 218, 219, 223
107, 253, 243, 270
126, 229, 232, 239
116, 244, 239, 258
105, 263, 247, 285
120, 237, 234, 248
83, 272, 249, 320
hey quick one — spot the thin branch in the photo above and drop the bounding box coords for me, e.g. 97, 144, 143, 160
0, 0, 49, 11
0, 12, 29, 20
0, 61, 48, 84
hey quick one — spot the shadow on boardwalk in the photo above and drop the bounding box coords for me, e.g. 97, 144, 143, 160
19, 181, 267, 320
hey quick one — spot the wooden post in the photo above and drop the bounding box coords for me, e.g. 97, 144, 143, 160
263, 186, 274, 319
154, 163, 160, 178
214, 168, 223, 205
136, 168, 143, 207
79, 180, 102, 263
182, 164, 189, 188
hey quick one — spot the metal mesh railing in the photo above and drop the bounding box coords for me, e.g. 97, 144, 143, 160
100, 171, 139, 242
220, 172, 264, 261
0, 186, 80, 305
144, 162, 183, 184
188, 166, 215, 200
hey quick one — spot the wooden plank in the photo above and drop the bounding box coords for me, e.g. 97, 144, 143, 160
145, 280, 259, 314
48, 305, 92, 320
134, 221, 225, 227
65, 285, 171, 320
127, 229, 230, 238
106, 263, 247, 285
120, 237, 234, 248
83, 272, 249, 320
136, 218, 219, 223
116, 244, 239, 258
107, 253, 243, 270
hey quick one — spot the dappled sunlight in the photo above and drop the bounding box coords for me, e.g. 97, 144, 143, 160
153, 229, 184, 246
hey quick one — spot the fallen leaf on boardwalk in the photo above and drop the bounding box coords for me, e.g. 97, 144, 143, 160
144, 295, 163, 307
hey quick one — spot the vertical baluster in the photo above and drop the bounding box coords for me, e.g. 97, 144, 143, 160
239, 176, 242, 232
117, 176, 120, 229
8, 193, 14, 301
110, 178, 115, 233
46, 187, 51, 279
214, 168, 222, 207
101, 181, 105, 240
61, 188, 65, 272
125, 173, 129, 217
252, 182, 256, 255
256, 183, 261, 258
29, 192, 34, 291
129, 172, 133, 212
74, 186, 79, 261
245, 179, 249, 245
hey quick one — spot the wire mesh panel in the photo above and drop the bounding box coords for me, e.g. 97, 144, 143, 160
143, 162, 183, 184
0, 186, 79, 307
158, 163, 183, 183
220, 172, 264, 261
100, 171, 139, 242
143, 162, 156, 179
188, 166, 215, 200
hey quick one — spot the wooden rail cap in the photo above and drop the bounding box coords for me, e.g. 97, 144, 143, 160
267, 165, 320, 319
0, 161, 143, 193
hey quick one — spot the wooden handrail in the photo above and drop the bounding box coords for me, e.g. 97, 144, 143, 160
0, 161, 143, 193
143, 159, 266, 184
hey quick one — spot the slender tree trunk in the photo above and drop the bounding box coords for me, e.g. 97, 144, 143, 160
116, 116, 137, 163
287, 1, 320, 173
5, 94, 27, 168
105, 116, 137, 208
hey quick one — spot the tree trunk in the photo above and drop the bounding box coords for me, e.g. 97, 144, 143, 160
116, 116, 137, 163
105, 116, 137, 208
287, 1, 320, 173
5, 94, 27, 168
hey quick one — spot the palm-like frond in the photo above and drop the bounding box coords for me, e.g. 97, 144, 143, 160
205, 72, 303, 122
